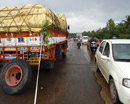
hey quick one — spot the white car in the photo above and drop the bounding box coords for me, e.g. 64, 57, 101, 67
82, 36, 88, 44
95, 39, 130, 104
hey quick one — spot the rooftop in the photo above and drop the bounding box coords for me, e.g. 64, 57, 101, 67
104, 39, 130, 44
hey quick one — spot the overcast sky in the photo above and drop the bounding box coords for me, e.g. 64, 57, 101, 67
0, 0, 130, 33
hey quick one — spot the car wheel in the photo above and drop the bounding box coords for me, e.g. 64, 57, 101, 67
110, 79, 120, 104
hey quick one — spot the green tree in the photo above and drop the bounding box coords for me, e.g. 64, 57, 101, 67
69, 33, 76, 37
125, 16, 130, 34
117, 22, 126, 34
82, 31, 88, 36
81, 15, 130, 39
124, 15, 130, 27
106, 19, 118, 38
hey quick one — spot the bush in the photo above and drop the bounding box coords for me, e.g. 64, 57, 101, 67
118, 34, 130, 39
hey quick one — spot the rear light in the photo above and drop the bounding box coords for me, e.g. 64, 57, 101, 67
1, 55, 3, 58
96, 41, 100, 45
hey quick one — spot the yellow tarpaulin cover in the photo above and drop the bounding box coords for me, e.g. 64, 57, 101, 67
0, 4, 67, 33
56, 14, 67, 31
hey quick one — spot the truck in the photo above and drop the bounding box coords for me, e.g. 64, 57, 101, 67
0, 4, 68, 95
75, 33, 82, 41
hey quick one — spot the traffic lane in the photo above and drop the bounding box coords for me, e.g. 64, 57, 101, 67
37, 40, 104, 104
0, 39, 75, 104
87, 44, 113, 104
95, 72, 113, 104
0, 40, 104, 104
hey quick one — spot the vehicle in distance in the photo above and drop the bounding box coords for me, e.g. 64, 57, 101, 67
87, 37, 100, 48
82, 36, 89, 44
95, 39, 130, 104
73, 36, 76, 41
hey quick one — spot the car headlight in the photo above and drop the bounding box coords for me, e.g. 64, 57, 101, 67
123, 78, 130, 88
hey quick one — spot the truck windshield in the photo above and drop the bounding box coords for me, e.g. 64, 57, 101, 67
113, 44, 130, 62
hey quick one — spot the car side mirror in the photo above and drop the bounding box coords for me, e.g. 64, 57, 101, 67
101, 55, 110, 61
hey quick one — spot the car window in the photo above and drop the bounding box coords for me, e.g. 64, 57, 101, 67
103, 43, 110, 57
83, 37, 88, 39
113, 44, 130, 61
95, 38, 99, 42
99, 41, 106, 53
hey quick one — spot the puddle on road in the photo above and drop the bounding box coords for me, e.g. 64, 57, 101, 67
87, 52, 113, 104
69, 54, 72, 56
89, 65, 113, 104
95, 72, 113, 104
68, 44, 113, 104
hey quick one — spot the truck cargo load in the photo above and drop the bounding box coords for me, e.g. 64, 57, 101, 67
0, 4, 68, 95
0, 4, 67, 33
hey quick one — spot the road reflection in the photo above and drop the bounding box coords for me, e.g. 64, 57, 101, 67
87, 47, 113, 104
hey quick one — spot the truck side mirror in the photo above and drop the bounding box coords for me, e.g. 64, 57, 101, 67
67, 25, 70, 30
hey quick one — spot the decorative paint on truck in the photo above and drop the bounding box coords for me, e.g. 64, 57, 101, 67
0, 4, 68, 95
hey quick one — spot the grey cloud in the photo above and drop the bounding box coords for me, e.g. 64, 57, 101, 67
0, 0, 130, 32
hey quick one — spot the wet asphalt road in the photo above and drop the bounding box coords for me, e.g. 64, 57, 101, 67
0, 39, 105, 104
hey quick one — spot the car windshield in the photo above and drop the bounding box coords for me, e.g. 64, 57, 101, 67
113, 44, 130, 62
95, 38, 99, 42
89, 38, 99, 42
83, 37, 88, 39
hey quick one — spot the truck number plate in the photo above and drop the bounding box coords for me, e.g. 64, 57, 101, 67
5, 56, 16, 59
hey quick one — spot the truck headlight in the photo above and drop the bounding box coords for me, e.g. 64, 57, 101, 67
123, 78, 130, 88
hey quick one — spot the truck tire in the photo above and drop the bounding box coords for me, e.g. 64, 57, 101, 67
0, 59, 32, 95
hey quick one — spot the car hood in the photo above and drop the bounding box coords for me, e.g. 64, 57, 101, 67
115, 62, 130, 78
82, 39, 88, 42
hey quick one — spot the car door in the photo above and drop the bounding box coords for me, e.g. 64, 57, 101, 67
96, 41, 106, 72
100, 42, 111, 81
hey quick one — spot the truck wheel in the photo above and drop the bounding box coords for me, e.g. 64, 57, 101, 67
0, 59, 32, 95
109, 79, 120, 104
